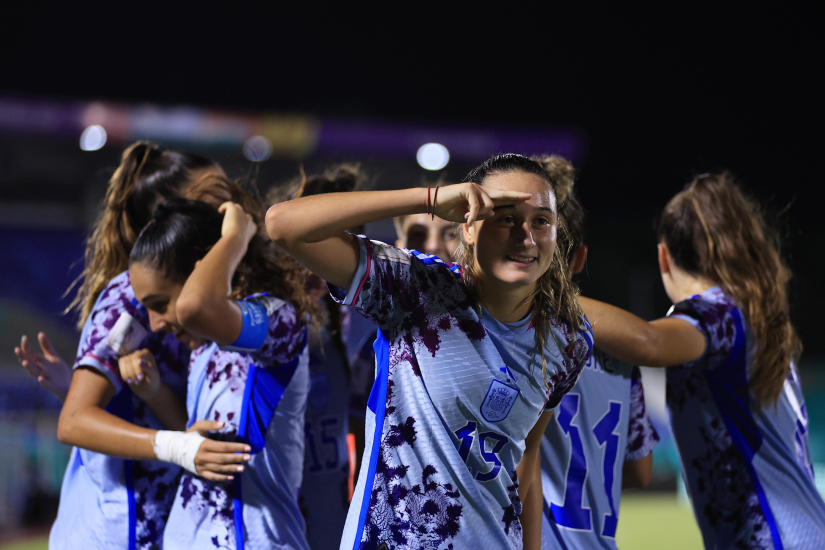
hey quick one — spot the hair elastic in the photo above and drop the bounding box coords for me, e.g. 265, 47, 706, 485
431, 186, 439, 221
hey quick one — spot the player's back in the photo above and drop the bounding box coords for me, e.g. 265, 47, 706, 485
541, 350, 658, 550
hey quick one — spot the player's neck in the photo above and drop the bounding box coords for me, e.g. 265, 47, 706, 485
476, 281, 533, 325
666, 268, 717, 304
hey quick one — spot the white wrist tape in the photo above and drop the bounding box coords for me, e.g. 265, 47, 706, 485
153, 430, 207, 475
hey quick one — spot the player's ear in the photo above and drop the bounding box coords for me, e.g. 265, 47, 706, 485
569, 245, 588, 274
462, 222, 476, 246
657, 243, 671, 275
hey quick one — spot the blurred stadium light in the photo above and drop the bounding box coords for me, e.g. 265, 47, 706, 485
0, 96, 585, 163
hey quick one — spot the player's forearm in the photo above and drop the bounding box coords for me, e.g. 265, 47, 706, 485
266, 188, 427, 246
580, 297, 705, 367
519, 458, 544, 550
57, 404, 157, 460
142, 383, 188, 431
177, 234, 247, 343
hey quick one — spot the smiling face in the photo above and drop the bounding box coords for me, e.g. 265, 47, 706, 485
129, 262, 206, 350
463, 171, 557, 290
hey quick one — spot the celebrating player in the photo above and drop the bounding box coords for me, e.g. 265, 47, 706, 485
128, 198, 312, 550
266, 153, 593, 549
40, 143, 252, 550
579, 173, 825, 549
536, 155, 658, 550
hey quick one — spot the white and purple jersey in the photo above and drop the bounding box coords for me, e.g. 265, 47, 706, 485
540, 351, 659, 550
50, 271, 190, 550
667, 287, 825, 549
163, 295, 310, 550
301, 303, 352, 550
332, 239, 593, 550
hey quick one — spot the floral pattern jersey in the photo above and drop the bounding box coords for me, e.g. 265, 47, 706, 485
334, 239, 593, 550
162, 294, 310, 550
667, 287, 825, 549
50, 271, 189, 550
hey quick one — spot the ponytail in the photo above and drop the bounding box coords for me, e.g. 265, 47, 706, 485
658, 172, 802, 409
67, 142, 216, 328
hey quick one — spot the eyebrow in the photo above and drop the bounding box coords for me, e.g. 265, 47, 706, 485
139, 294, 166, 303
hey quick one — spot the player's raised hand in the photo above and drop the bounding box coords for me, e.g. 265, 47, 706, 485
119, 349, 160, 400
15, 332, 72, 402
433, 183, 532, 226
218, 201, 257, 244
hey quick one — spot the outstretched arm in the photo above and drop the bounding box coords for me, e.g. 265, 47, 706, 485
579, 297, 705, 367
265, 184, 532, 289
58, 368, 252, 481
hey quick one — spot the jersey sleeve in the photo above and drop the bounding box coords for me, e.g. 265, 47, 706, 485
625, 366, 659, 461
329, 236, 462, 337
241, 296, 307, 368
668, 295, 736, 368
74, 274, 148, 394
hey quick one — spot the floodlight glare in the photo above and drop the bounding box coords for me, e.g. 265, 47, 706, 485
416, 143, 449, 170
80, 125, 107, 151
243, 136, 273, 162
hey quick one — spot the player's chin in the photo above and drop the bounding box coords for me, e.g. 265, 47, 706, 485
493, 265, 539, 286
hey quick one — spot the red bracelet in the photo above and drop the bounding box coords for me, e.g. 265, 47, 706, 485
431, 186, 439, 220
426, 186, 431, 216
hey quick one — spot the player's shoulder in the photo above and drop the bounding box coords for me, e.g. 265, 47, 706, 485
549, 314, 593, 368
365, 239, 412, 265
670, 287, 738, 354
671, 287, 736, 327
243, 294, 300, 330
90, 271, 138, 320
408, 249, 462, 277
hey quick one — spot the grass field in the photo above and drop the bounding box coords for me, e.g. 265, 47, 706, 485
616, 493, 703, 549
0, 493, 703, 550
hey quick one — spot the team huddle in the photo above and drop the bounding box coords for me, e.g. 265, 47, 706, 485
13, 143, 825, 549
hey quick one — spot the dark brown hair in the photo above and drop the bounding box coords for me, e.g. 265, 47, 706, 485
531, 154, 585, 264
68, 142, 220, 328
130, 195, 314, 320
454, 153, 586, 387
658, 172, 802, 409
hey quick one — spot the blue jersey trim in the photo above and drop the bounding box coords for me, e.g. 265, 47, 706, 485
352, 329, 390, 550
705, 308, 783, 550
232, 329, 307, 549
409, 249, 461, 276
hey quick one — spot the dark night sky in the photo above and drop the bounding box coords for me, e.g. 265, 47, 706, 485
2, 5, 823, 353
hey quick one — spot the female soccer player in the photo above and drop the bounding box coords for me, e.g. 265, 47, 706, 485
536, 155, 658, 550
267, 153, 593, 549
579, 173, 825, 549
128, 198, 311, 550
22, 142, 251, 550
